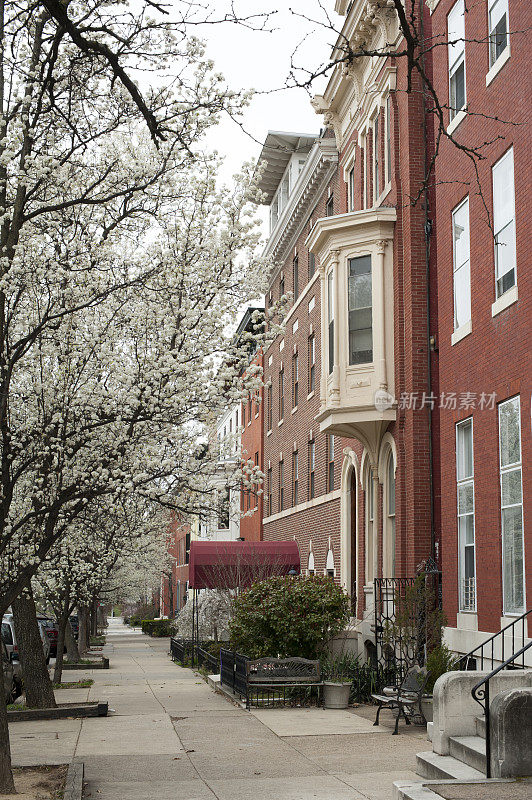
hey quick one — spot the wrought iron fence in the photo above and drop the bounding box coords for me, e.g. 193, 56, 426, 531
220, 648, 249, 699
170, 637, 194, 666
195, 645, 220, 674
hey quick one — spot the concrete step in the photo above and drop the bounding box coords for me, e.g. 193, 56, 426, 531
448, 735, 487, 773
475, 714, 486, 738
416, 751, 485, 781
395, 778, 519, 800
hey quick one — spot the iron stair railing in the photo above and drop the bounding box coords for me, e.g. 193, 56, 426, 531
454, 607, 531, 672
471, 638, 532, 778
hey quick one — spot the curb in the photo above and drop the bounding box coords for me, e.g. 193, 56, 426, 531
8, 702, 108, 722
63, 761, 84, 800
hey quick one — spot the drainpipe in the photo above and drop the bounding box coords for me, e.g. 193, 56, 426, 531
420, 0, 436, 565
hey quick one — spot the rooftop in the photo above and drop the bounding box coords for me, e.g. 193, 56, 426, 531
256, 131, 318, 204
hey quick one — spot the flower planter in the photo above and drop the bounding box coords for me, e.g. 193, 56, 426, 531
323, 681, 351, 709
421, 695, 433, 723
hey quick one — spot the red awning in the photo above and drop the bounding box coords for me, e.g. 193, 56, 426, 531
188, 540, 300, 589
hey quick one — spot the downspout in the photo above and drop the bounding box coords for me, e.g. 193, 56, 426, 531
420, 0, 436, 564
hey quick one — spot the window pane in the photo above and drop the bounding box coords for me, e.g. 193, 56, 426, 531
502, 469, 522, 506
489, 0, 508, 65
458, 482, 474, 515
448, 0, 465, 65
459, 513, 475, 546
348, 256, 372, 365
387, 455, 395, 515
450, 61, 465, 115
495, 219, 516, 285
453, 199, 469, 268
457, 420, 473, 479
502, 505, 524, 612
454, 262, 471, 328
493, 149, 515, 233
464, 542, 475, 578
499, 397, 521, 466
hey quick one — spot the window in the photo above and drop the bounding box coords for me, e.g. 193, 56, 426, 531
499, 397, 524, 614
293, 254, 299, 301
492, 148, 516, 298
385, 95, 391, 184
308, 551, 315, 576
448, 0, 466, 120
452, 197, 471, 329
267, 466, 272, 516
386, 453, 396, 577
348, 165, 355, 212
327, 435, 335, 492
326, 194, 334, 217
278, 459, 284, 512
292, 352, 299, 408
457, 419, 476, 611
267, 383, 272, 431
308, 250, 316, 279
292, 450, 299, 506
348, 255, 373, 365
279, 273, 285, 298
326, 549, 335, 578
218, 487, 230, 529
308, 334, 316, 393
247, 398, 251, 425
270, 196, 279, 231
489, 0, 508, 67
308, 439, 316, 500
365, 469, 375, 582
278, 368, 284, 420
373, 115, 379, 202
327, 271, 334, 374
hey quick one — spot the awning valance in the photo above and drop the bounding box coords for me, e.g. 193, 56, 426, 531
188, 540, 300, 589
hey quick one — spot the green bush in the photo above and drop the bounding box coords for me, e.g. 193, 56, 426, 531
425, 642, 456, 694
229, 575, 350, 659
141, 619, 174, 637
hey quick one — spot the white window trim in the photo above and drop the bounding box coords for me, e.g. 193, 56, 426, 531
492, 283, 518, 317
486, 43, 511, 87
451, 319, 472, 345
499, 396, 525, 615
447, 107, 467, 135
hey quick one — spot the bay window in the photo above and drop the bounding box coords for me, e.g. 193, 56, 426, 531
348, 255, 373, 365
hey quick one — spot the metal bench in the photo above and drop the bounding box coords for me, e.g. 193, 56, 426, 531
245, 657, 323, 709
371, 664, 429, 734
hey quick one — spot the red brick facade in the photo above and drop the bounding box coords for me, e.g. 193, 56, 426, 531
430, 0, 531, 645
240, 348, 264, 542
160, 513, 190, 617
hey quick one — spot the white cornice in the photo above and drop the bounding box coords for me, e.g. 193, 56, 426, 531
263, 139, 338, 266
306, 207, 396, 262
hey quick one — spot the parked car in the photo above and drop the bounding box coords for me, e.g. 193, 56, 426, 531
1, 619, 22, 698
1, 639, 17, 703
37, 616, 59, 657
37, 620, 51, 664
69, 615, 79, 640
2, 612, 51, 670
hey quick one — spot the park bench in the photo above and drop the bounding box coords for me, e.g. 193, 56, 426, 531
371, 664, 429, 734
245, 656, 323, 709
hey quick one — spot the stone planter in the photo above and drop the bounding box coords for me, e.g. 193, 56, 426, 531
62, 657, 109, 670
323, 681, 351, 709
8, 701, 108, 722
421, 695, 433, 723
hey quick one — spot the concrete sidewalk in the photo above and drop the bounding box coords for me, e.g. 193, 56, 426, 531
9, 619, 425, 799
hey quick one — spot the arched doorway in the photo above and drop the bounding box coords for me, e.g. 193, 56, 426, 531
340, 450, 359, 602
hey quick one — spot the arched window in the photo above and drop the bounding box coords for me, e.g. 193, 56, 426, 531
386, 451, 396, 577
325, 548, 335, 578
308, 551, 315, 576
365, 468, 375, 582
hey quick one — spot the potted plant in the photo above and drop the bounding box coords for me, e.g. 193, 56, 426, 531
322, 653, 357, 709
422, 642, 456, 721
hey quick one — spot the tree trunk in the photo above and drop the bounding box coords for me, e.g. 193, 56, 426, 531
11, 585, 56, 709
65, 619, 80, 662
78, 606, 89, 654
90, 597, 98, 637
53, 612, 69, 684
0, 655, 16, 793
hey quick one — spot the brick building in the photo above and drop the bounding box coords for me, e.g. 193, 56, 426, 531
238, 307, 265, 542
160, 514, 197, 617
429, 0, 531, 654
256, 0, 530, 662
258, 0, 441, 658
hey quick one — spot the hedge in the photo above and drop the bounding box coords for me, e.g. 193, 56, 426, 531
141, 619, 174, 637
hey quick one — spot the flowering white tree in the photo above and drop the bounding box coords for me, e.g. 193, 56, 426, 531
0, 1, 275, 791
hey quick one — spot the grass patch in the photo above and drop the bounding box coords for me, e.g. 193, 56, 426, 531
90, 635, 106, 646
53, 679, 94, 689
7, 702, 25, 711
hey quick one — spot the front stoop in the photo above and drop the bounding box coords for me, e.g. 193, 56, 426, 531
416, 751, 484, 780
394, 778, 520, 800
448, 735, 486, 773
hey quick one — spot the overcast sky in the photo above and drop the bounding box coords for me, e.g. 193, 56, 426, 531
192, 2, 342, 185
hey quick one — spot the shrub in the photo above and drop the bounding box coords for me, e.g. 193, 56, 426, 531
229, 575, 349, 659
141, 619, 174, 637
425, 642, 456, 694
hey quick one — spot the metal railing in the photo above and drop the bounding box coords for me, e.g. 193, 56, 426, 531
220, 648, 249, 699
472, 638, 532, 778
170, 637, 226, 673
455, 608, 531, 671
195, 645, 220, 674
170, 637, 194, 666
